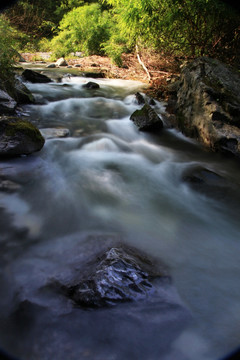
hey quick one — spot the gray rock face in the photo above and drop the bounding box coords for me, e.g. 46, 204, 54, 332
10, 77, 35, 104
82, 81, 100, 89
130, 103, 163, 132
0, 76, 35, 112
175, 57, 240, 157
22, 69, 51, 83
0, 90, 17, 115
67, 247, 166, 308
0, 116, 45, 157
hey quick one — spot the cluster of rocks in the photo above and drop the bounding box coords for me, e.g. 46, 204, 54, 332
0, 69, 47, 158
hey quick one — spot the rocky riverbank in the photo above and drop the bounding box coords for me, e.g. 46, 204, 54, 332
166, 57, 240, 158
1, 55, 240, 159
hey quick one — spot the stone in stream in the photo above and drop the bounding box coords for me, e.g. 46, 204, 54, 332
40, 128, 70, 140
130, 103, 163, 132
0, 179, 21, 193
135, 92, 145, 105
82, 81, 100, 90
66, 246, 168, 308
11, 77, 35, 104
83, 72, 106, 78
22, 69, 52, 83
0, 75, 35, 113
46, 63, 56, 68
182, 165, 240, 202
0, 89, 17, 115
55, 57, 68, 67
0, 116, 45, 157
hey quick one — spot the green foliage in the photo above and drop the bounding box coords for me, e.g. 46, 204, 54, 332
3, 0, 63, 38
2, 0, 239, 67
51, 3, 112, 57
104, 0, 240, 62
103, 33, 129, 66
0, 15, 17, 83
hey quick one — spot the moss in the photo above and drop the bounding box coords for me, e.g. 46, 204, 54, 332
4, 119, 44, 144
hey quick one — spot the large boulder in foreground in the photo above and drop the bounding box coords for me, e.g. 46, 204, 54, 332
22, 69, 51, 83
175, 57, 240, 157
130, 103, 163, 132
0, 116, 45, 157
66, 247, 167, 308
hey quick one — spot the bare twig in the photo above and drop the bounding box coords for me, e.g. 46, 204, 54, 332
136, 45, 151, 82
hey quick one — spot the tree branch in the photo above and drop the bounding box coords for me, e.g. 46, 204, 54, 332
136, 45, 151, 82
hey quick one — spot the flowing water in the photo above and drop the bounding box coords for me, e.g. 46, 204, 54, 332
1, 69, 240, 360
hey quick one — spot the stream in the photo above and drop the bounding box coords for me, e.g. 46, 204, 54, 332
1, 67, 240, 360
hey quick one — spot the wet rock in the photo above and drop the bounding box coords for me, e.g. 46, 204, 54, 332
83, 72, 105, 78
135, 92, 145, 105
67, 247, 166, 308
40, 128, 70, 140
0, 116, 45, 157
130, 103, 163, 132
22, 69, 51, 84
82, 81, 100, 90
46, 63, 56, 68
0, 90, 17, 115
0, 76, 35, 110
175, 57, 240, 158
56, 57, 68, 67
182, 165, 235, 200
10, 77, 35, 104
0, 179, 21, 193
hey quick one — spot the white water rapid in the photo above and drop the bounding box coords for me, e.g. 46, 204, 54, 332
0, 70, 240, 360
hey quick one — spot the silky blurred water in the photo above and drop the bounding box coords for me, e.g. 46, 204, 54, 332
0, 72, 240, 360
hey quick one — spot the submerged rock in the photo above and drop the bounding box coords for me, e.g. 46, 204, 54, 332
67, 247, 166, 308
174, 57, 240, 158
46, 63, 56, 68
130, 103, 163, 132
40, 128, 70, 139
0, 116, 45, 157
182, 165, 238, 201
82, 81, 100, 89
22, 69, 52, 83
0, 179, 21, 193
83, 72, 105, 78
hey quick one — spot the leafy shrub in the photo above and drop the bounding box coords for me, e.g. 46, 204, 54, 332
104, 0, 240, 63
0, 15, 17, 83
51, 3, 112, 58
103, 33, 129, 67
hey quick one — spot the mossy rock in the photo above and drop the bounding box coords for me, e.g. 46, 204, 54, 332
0, 116, 45, 157
130, 103, 163, 132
